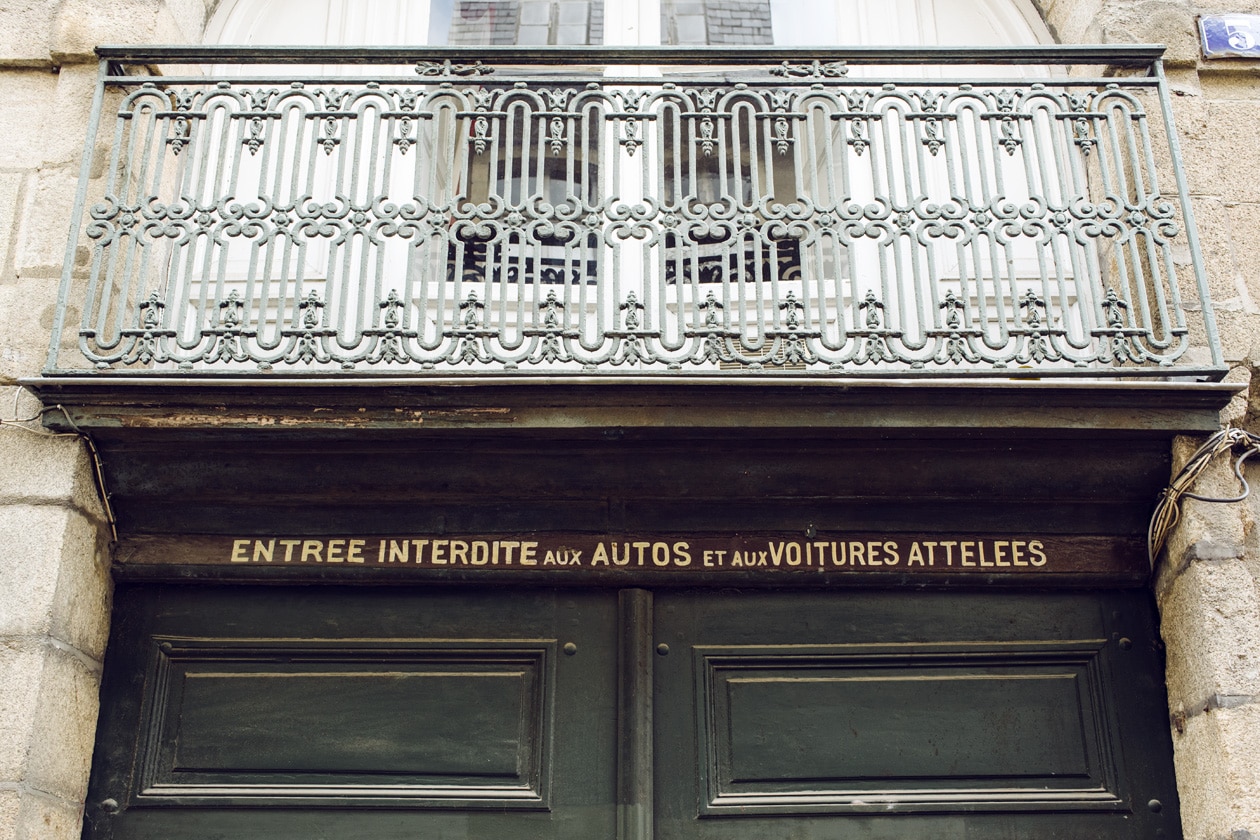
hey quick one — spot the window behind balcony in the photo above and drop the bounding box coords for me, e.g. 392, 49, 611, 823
208, 0, 1048, 47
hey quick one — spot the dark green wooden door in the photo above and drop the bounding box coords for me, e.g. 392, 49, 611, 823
86, 586, 1180, 840
85, 585, 618, 840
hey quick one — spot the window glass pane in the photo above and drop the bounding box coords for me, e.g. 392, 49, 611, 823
767, 0, 1049, 46
769, 0, 835, 45
661, 0, 774, 45
445, 0, 604, 45
207, 0, 443, 46
448, 1, 518, 44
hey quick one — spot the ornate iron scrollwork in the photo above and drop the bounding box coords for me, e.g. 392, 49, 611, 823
62, 48, 1206, 375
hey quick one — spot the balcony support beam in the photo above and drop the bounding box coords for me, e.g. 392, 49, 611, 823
20, 377, 1239, 542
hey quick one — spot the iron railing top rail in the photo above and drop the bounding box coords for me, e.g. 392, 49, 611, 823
98, 43, 1169, 67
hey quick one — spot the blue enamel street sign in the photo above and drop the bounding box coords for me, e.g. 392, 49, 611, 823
1201, 14, 1260, 58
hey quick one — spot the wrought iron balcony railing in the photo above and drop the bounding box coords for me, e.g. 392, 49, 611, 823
45, 46, 1224, 378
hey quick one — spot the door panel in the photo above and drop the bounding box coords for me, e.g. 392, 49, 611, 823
653, 590, 1181, 839
136, 638, 555, 808
694, 641, 1120, 814
85, 585, 618, 840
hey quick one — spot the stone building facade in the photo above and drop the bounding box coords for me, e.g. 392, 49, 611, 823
1, 1, 1259, 839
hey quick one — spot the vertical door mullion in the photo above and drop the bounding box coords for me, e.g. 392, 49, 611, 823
618, 588, 654, 840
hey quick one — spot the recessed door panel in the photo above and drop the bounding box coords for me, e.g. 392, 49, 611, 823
137, 638, 554, 807
697, 641, 1121, 814
654, 590, 1181, 840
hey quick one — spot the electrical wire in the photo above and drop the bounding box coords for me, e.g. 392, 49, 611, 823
0, 392, 119, 544
1148, 427, 1260, 570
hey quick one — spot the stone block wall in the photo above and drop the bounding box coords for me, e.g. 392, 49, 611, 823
0, 387, 111, 840
0, 4, 207, 840
1157, 437, 1260, 839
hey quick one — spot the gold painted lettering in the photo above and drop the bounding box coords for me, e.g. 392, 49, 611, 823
908, 542, 925, 566
767, 542, 785, 566
849, 541, 866, 566
867, 541, 882, 566
977, 542, 993, 568
501, 541, 520, 564
673, 542, 691, 566
992, 541, 1010, 567
211, 534, 1068, 572
959, 541, 975, 567
785, 542, 802, 566
812, 542, 831, 566
632, 542, 650, 566
652, 543, 671, 567
253, 539, 275, 563
883, 541, 900, 565
1011, 540, 1027, 566
1029, 540, 1047, 566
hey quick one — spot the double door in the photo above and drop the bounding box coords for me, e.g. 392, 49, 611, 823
85, 585, 1181, 839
